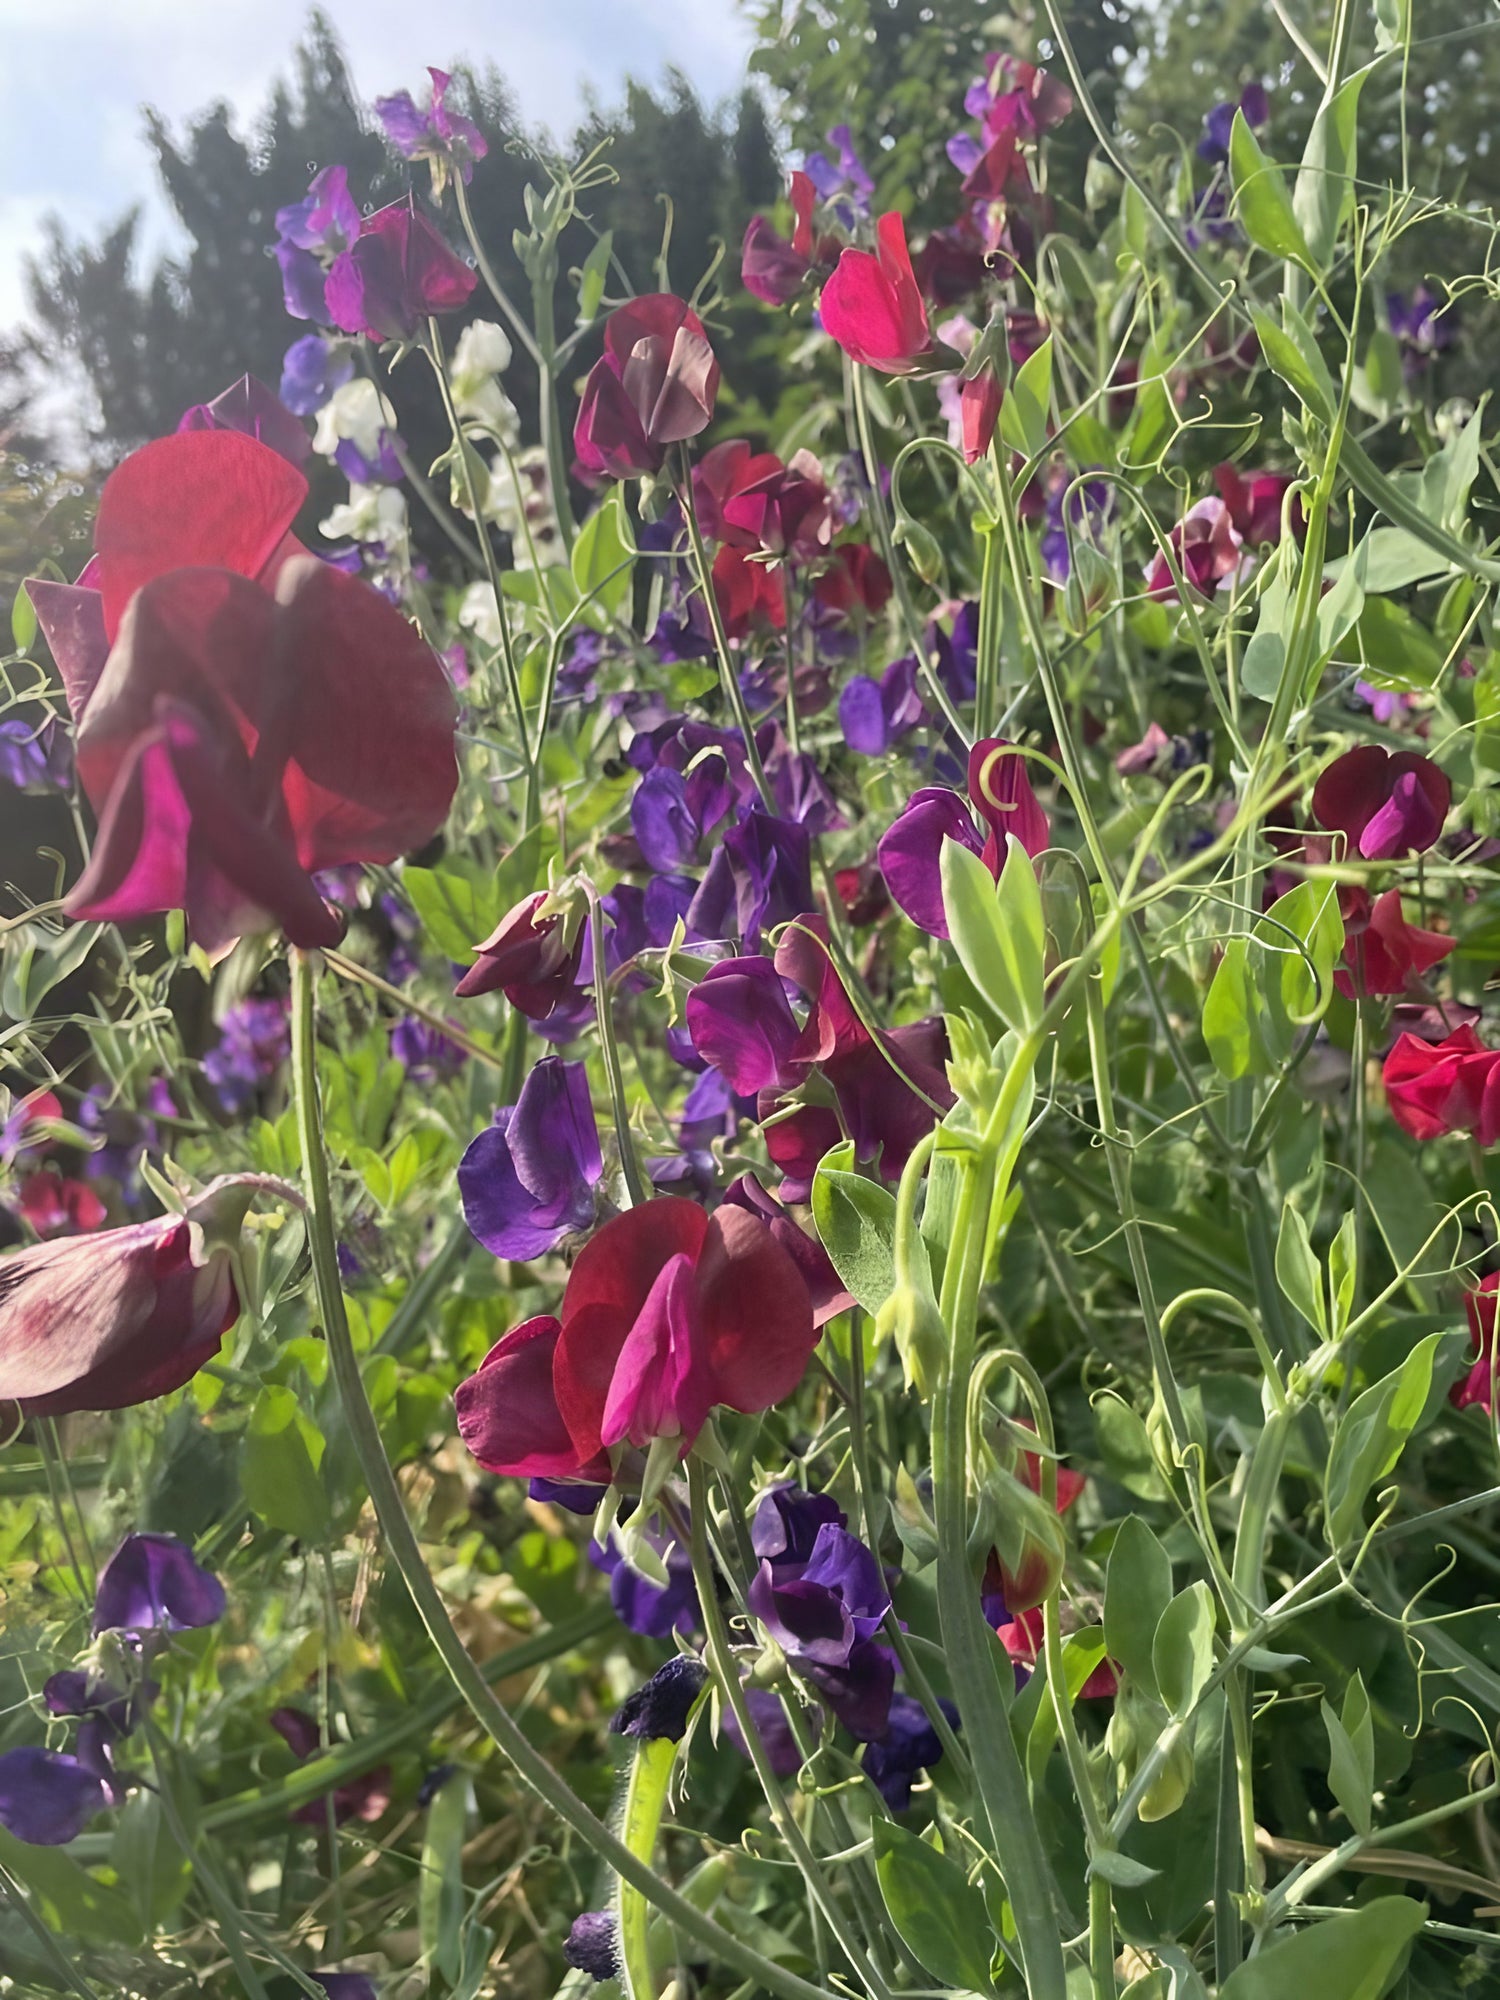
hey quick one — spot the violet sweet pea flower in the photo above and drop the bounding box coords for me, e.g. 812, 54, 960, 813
375, 66, 488, 183
685, 956, 799, 1095
877, 736, 1049, 937
574, 295, 720, 480
1198, 82, 1269, 163
1312, 745, 1450, 861
862, 1691, 959, 1811
325, 201, 478, 343
94, 1532, 226, 1635
686, 809, 814, 949
0, 1174, 288, 1417
818, 213, 933, 374
564, 1912, 619, 1981
280, 335, 354, 416
590, 1526, 699, 1638
839, 654, 924, 756
458, 1058, 602, 1261
0, 1747, 107, 1845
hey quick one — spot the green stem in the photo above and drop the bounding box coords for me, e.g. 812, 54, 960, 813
0, 1859, 102, 2000
589, 889, 647, 1208
676, 449, 775, 810
288, 951, 838, 2000
451, 173, 542, 367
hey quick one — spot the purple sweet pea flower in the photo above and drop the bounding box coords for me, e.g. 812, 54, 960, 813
1198, 82, 1269, 163
861, 1692, 959, 1811
632, 767, 703, 872
375, 67, 488, 182
839, 654, 925, 756
611, 1656, 708, 1742
768, 744, 845, 833
748, 1521, 889, 1666
43, 1672, 135, 1731
1388, 285, 1457, 366
723, 1682, 805, 1775
334, 431, 404, 485
686, 810, 814, 948
877, 737, 1049, 938
648, 579, 712, 661
685, 956, 799, 1095
0, 1747, 107, 1845
276, 241, 330, 322
313, 1978, 379, 2000
752, 1483, 846, 1565
457, 1057, 602, 1260
0, 717, 71, 793
1040, 476, 1112, 584
564, 1911, 618, 1981
176, 375, 310, 466
390, 1014, 465, 1080
589, 1526, 700, 1638
803, 124, 874, 225
279, 336, 353, 416
202, 996, 291, 1116
277, 166, 362, 257
93, 1534, 226, 1636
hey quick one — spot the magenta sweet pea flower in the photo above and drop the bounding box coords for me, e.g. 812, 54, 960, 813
685, 957, 800, 1095
458, 1058, 603, 1260
1454, 1274, 1499, 1414
818, 213, 933, 373
1312, 745, 1450, 861
325, 200, 478, 342
177, 374, 310, 466
574, 294, 720, 480
1383, 1026, 1500, 1146
877, 737, 1049, 937
93, 1532, 226, 1635
375, 66, 488, 183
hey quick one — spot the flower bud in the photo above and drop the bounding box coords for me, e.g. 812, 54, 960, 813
985, 1466, 1068, 1613
1107, 1689, 1194, 1823
875, 1279, 948, 1398
893, 514, 944, 587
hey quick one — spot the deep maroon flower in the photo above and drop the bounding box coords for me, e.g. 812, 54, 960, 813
0, 1175, 281, 1417
458, 1058, 602, 1260
819, 214, 933, 373
959, 364, 1004, 464
564, 1911, 618, 1981
0, 1748, 107, 1845
612, 1656, 708, 1741
1313, 746, 1450, 861
877, 737, 1049, 938
742, 173, 825, 304
1454, 1273, 1499, 1414
1383, 1026, 1500, 1145
813, 542, 893, 620
94, 1532, 226, 1634
722, 1174, 854, 1326
325, 201, 477, 342
1213, 464, 1298, 548
698, 443, 834, 564
270, 1708, 391, 1825
862, 1692, 958, 1811
1335, 888, 1453, 1000
454, 892, 584, 1013
995, 1606, 1118, 1697
374, 66, 488, 182
685, 957, 799, 1095
1145, 496, 1244, 600
177, 375, 310, 466
712, 543, 788, 637
839, 654, 923, 756
455, 1199, 818, 1478
574, 295, 719, 480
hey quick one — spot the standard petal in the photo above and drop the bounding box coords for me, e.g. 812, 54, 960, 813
693, 1203, 817, 1416
25, 577, 110, 721
454, 1316, 585, 1479
876, 789, 982, 937
685, 957, 800, 1095
0, 1748, 106, 1845
0, 1221, 167, 1403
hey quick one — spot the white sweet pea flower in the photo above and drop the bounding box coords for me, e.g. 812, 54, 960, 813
320, 483, 409, 548
313, 379, 399, 462
449, 319, 520, 442
458, 580, 506, 648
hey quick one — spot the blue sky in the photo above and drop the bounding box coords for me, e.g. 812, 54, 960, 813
0, 0, 756, 326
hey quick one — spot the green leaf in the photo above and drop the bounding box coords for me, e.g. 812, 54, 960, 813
404, 863, 501, 962
1104, 1516, 1173, 1700
10, 583, 36, 653
574, 229, 613, 325
810, 1143, 901, 1317
242, 1385, 328, 1541
1329, 1210, 1358, 1338
1089, 1848, 1162, 1888
1293, 72, 1366, 266
998, 335, 1052, 458
571, 488, 636, 626
1325, 1333, 1444, 1547
111, 1791, 193, 1929
1241, 544, 1291, 702
1352, 328, 1404, 419
1230, 111, 1309, 263
419, 1771, 470, 1980
1332, 526, 1450, 593
1026, 1626, 1109, 1790
1275, 1200, 1327, 1339
0, 1825, 141, 1944
941, 834, 1045, 1036
1356, 595, 1447, 690
1218, 1896, 1425, 2000
1252, 303, 1337, 423
871, 1819, 996, 1992
1322, 1672, 1375, 1837
1374, 0, 1410, 52
1203, 881, 1343, 1080
1152, 1582, 1217, 1720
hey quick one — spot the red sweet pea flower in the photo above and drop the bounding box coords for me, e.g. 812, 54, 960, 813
1454, 1273, 1499, 1414
1213, 464, 1301, 547
29, 432, 458, 954
818, 214, 933, 374
454, 1198, 818, 1479
713, 545, 788, 638
17, 1173, 107, 1239
454, 892, 584, 1015
995, 1608, 1118, 1698
1335, 887, 1453, 1000
1313, 745, 1450, 861
574, 295, 720, 480
959, 366, 1005, 464
1383, 1025, 1500, 1145
813, 543, 893, 619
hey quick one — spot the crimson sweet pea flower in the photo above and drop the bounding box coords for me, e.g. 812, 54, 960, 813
813, 542, 893, 619
454, 1197, 818, 1478
819, 214, 933, 373
454, 892, 584, 1014
324, 200, 477, 342
1334, 887, 1453, 1000
1213, 463, 1300, 547
1144, 495, 1244, 600
712, 544, 788, 637
1454, 1273, 1499, 1414
959, 365, 1005, 464
1313, 745, 1450, 861
28, 431, 457, 953
696, 442, 834, 564
1383, 1025, 1500, 1145
877, 737, 1049, 938
574, 295, 720, 479
0, 1174, 286, 1417
18, 1171, 106, 1238
741, 171, 827, 305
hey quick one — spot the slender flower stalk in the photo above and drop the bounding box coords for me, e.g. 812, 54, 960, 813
677, 445, 775, 811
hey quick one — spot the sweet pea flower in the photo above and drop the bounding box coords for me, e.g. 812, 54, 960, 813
177, 375, 310, 466
325, 201, 478, 343
1198, 82, 1270, 164
959, 364, 1005, 464
686, 956, 800, 1095
1334, 888, 1453, 1000
1214, 463, 1299, 547
862, 1693, 960, 1810
454, 1197, 818, 1479
819, 214, 932, 373
458, 1058, 603, 1260
269, 1707, 391, 1825
375, 66, 488, 183
0, 1174, 287, 1417
1144, 494, 1244, 600
279, 335, 354, 415
1389, 285, 1458, 367
813, 541, 893, 619
589, 1525, 699, 1637
838, 654, 924, 757
721, 1175, 854, 1325
712, 543, 788, 636
93, 1532, 226, 1634
564, 1911, 619, 1981
995, 1607, 1118, 1697
27, 431, 457, 954
877, 737, 1049, 937
18, 1171, 106, 1238
1313, 745, 1450, 861
454, 892, 584, 1014
686, 809, 814, 948
574, 295, 720, 479
696, 443, 834, 564
1383, 1025, 1500, 1146
1454, 1273, 1499, 1414
277, 165, 361, 259
0, 716, 70, 793
0, 1748, 108, 1845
